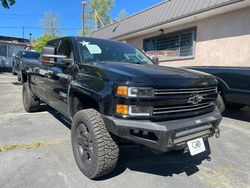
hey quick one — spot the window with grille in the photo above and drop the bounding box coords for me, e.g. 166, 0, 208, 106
143, 28, 195, 61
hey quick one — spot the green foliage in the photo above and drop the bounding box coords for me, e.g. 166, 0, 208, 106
85, 0, 114, 30
32, 34, 56, 52
40, 11, 62, 37
1, 0, 15, 8
116, 9, 128, 20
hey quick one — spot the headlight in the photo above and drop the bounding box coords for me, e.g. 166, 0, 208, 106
117, 86, 154, 97
129, 106, 151, 116
116, 104, 151, 116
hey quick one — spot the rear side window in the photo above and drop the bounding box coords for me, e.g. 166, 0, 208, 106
46, 40, 60, 48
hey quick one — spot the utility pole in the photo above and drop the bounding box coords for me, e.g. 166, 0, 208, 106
81, 2, 87, 36
29, 33, 32, 43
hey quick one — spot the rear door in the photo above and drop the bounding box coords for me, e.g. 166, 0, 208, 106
35, 39, 60, 101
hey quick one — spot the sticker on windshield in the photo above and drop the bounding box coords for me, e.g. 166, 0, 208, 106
86, 44, 102, 54
79, 40, 102, 55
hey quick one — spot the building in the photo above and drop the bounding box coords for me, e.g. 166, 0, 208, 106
92, 0, 250, 67
0, 36, 29, 67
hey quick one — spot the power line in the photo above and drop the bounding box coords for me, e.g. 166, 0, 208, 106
0, 26, 95, 30
0, 13, 80, 17
0, 16, 82, 21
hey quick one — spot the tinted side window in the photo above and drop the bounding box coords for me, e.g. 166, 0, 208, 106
57, 39, 73, 58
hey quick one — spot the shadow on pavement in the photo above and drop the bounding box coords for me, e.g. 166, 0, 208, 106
98, 141, 211, 180
35, 103, 72, 129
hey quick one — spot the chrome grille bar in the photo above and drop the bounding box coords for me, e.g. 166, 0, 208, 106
155, 87, 217, 95
153, 103, 214, 115
154, 102, 211, 111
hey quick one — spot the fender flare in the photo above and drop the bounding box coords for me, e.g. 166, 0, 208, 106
67, 81, 102, 117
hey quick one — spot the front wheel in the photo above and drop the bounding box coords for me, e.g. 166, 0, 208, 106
71, 109, 119, 179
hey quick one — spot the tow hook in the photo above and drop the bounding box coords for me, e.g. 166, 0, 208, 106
214, 128, 220, 138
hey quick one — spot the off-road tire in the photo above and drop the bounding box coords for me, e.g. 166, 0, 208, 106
22, 82, 40, 112
12, 67, 17, 75
18, 71, 23, 83
216, 93, 225, 113
71, 109, 119, 179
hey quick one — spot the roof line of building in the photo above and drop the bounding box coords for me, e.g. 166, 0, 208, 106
92, 0, 245, 40
92, 0, 170, 34
110, 0, 244, 40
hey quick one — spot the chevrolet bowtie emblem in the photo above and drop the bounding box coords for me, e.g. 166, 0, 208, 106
188, 95, 203, 105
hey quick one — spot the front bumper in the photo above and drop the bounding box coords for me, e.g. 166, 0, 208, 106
103, 107, 222, 152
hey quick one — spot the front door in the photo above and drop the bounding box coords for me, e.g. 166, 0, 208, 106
46, 38, 74, 116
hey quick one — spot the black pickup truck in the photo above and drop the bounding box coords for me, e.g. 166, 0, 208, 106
22, 36, 222, 179
12, 50, 41, 82
187, 66, 250, 112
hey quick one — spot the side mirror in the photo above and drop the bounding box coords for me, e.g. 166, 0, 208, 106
41, 46, 71, 66
151, 57, 159, 65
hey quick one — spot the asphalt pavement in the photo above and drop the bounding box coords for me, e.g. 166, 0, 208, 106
0, 72, 249, 188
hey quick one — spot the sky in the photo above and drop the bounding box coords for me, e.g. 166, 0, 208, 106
0, 0, 163, 40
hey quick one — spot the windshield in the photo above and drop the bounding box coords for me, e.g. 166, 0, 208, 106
21, 51, 41, 59
77, 38, 153, 65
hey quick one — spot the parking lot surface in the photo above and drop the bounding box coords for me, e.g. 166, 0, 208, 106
0, 72, 249, 188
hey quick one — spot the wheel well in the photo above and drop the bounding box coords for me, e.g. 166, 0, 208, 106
70, 91, 100, 117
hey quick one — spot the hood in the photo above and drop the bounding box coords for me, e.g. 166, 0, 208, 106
78, 62, 217, 88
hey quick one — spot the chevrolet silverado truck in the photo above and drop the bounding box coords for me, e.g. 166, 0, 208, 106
187, 66, 250, 112
22, 37, 222, 179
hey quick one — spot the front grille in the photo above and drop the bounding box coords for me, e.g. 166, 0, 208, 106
152, 87, 217, 121
153, 102, 214, 115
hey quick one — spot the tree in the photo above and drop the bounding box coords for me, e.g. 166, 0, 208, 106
1, 0, 15, 8
85, 0, 114, 30
32, 34, 55, 52
116, 9, 128, 21
40, 11, 62, 37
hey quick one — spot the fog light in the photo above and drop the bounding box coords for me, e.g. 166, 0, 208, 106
116, 104, 129, 115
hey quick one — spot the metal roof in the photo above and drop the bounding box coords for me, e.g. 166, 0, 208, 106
0, 36, 29, 43
92, 0, 244, 39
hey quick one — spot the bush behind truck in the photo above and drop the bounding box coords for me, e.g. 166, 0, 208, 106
22, 36, 222, 179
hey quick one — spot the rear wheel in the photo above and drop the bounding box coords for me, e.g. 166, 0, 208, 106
71, 109, 119, 179
17, 71, 23, 83
12, 67, 17, 75
22, 82, 40, 112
